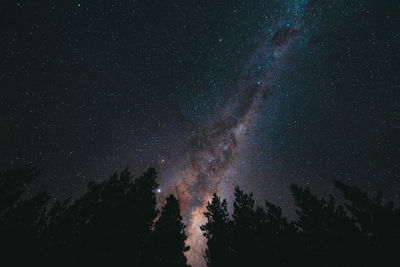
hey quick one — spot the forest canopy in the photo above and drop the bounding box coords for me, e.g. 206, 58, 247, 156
0, 167, 399, 266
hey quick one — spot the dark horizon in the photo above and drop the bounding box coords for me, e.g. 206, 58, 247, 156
1, 166, 400, 266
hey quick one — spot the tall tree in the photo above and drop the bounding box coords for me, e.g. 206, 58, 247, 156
229, 187, 299, 266
230, 186, 259, 266
44, 167, 159, 267
200, 193, 231, 267
0, 167, 40, 213
153, 194, 190, 267
333, 180, 400, 266
290, 184, 362, 266
0, 167, 49, 266
254, 200, 299, 266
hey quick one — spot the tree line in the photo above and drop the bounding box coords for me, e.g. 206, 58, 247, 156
0, 167, 188, 267
202, 184, 400, 266
0, 167, 399, 266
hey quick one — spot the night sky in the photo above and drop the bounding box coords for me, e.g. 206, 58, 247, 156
1, 0, 399, 266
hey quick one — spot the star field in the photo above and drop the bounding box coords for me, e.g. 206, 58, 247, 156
1, 1, 399, 266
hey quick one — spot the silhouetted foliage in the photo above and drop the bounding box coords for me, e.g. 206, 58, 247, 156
0, 167, 190, 267
153, 194, 190, 267
333, 180, 400, 266
201, 188, 297, 267
200, 193, 231, 267
290, 184, 364, 266
230, 187, 259, 266
2, 166, 400, 267
202, 184, 400, 267
0, 167, 49, 266
0, 167, 41, 212
44, 167, 161, 267
255, 200, 299, 266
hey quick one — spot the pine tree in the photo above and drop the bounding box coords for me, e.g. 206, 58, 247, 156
333, 180, 400, 266
290, 184, 361, 266
44, 167, 159, 267
200, 193, 231, 267
153, 194, 190, 267
0, 167, 49, 266
231, 186, 258, 266
0, 167, 40, 213
255, 200, 298, 266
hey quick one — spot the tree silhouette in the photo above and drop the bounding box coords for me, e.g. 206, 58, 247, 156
153, 194, 190, 267
230, 187, 299, 266
200, 193, 231, 267
42, 167, 159, 267
255, 200, 299, 266
333, 180, 400, 266
290, 184, 364, 266
2, 165, 400, 267
2, 193, 50, 266
0, 167, 50, 266
230, 186, 261, 266
0, 167, 41, 213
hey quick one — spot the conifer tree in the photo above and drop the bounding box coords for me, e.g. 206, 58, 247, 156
231, 186, 258, 266
290, 184, 362, 266
0, 167, 49, 266
333, 180, 400, 266
200, 193, 231, 267
153, 194, 190, 267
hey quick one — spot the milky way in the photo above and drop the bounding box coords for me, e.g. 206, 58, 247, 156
160, 1, 313, 265
2, 1, 399, 266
